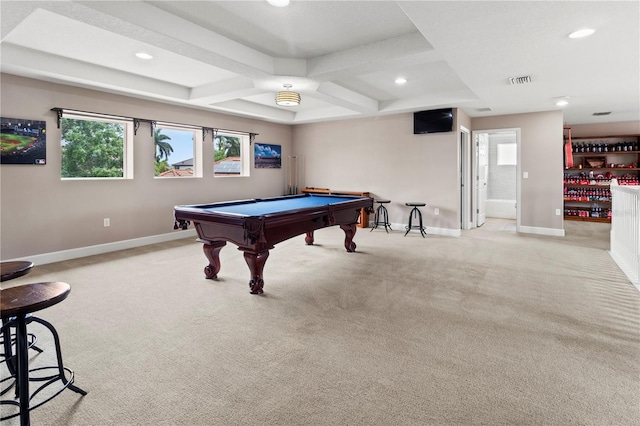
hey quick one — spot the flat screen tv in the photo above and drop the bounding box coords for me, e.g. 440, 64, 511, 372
413, 108, 453, 134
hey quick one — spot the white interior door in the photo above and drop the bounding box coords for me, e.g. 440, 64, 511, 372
476, 133, 488, 227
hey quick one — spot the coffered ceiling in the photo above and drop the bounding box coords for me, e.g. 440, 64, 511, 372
1, 1, 638, 125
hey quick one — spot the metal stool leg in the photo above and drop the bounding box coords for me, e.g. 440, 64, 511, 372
371, 202, 392, 232
404, 207, 414, 236
383, 206, 392, 231
416, 208, 426, 237
404, 206, 427, 237
0, 316, 86, 423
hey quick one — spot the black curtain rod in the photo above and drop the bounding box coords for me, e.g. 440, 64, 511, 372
51, 108, 258, 140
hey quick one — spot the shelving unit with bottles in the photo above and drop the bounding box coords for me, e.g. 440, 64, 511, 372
564, 134, 639, 223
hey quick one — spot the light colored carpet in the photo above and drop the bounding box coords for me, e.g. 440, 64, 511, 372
1, 220, 638, 425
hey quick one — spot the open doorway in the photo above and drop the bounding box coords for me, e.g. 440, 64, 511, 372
470, 128, 521, 231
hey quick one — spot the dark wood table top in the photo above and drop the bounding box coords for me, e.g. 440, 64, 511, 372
0, 282, 71, 319
1, 260, 34, 282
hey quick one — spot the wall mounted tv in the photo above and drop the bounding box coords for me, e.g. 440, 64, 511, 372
413, 108, 453, 134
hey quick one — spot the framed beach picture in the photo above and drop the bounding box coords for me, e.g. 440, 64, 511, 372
1, 117, 47, 165
254, 143, 281, 169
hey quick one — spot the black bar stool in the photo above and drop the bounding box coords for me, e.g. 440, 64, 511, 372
404, 202, 427, 237
0, 282, 87, 425
1, 261, 43, 388
370, 200, 392, 232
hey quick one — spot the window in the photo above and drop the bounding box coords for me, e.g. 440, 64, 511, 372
60, 112, 133, 179
214, 131, 250, 177
496, 143, 517, 165
154, 123, 202, 178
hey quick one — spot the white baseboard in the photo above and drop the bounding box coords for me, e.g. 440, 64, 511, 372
386, 222, 461, 237
5, 229, 198, 266
518, 225, 565, 237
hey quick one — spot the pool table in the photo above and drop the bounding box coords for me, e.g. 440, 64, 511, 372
174, 194, 373, 294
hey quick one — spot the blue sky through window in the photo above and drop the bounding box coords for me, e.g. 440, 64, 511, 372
157, 128, 194, 165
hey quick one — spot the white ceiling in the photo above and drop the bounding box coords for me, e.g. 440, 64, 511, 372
1, 1, 638, 126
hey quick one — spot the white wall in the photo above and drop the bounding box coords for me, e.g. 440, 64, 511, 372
293, 112, 461, 233
293, 109, 565, 235
0, 74, 292, 260
486, 132, 517, 219
1, 73, 578, 261
473, 111, 564, 233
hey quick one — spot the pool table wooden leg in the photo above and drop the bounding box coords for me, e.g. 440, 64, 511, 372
340, 224, 357, 252
202, 241, 226, 279
242, 250, 270, 294
305, 231, 314, 245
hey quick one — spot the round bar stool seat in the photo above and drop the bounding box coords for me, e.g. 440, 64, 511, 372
1, 261, 34, 282
370, 200, 392, 232
0, 282, 86, 425
404, 202, 427, 238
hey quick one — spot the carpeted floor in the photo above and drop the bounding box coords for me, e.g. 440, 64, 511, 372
1, 220, 639, 425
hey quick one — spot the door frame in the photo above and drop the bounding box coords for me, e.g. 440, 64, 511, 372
459, 126, 473, 230
471, 128, 521, 231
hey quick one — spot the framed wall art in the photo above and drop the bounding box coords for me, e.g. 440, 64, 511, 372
1, 117, 47, 165
254, 143, 281, 169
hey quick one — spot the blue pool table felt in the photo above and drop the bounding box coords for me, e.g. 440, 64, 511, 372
202, 195, 361, 217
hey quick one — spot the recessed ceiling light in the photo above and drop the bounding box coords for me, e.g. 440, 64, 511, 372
556, 99, 569, 107
568, 28, 595, 39
395, 77, 407, 85
135, 52, 153, 60
267, 0, 289, 6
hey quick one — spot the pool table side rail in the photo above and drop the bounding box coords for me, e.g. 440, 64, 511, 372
175, 193, 362, 211
174, 194, 371, 225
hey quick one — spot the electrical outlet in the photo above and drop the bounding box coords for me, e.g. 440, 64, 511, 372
104, 218, 110, 227
555, 209, 561, 216
434, 208, 439, 215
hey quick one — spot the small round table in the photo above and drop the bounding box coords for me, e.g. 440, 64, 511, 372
0, 282, 86, 425
404, 202, 427, 238
370, 200, 392, 232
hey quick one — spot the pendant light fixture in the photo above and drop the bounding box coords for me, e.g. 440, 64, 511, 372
276, 84, 301, 106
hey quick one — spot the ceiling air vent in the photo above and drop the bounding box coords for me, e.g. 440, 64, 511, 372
475, 107, 493, 112
508, 75, 532, 85
593, 111, 611, 116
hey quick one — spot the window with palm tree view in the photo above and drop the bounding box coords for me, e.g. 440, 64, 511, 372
154, 124, 202, 178
60, 113, 133, 179
214, 132, 248, 177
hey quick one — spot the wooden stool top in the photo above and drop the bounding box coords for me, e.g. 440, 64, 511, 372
405, 202, 426, 207
1, 261, 34, 282
375, 200, 391, 204
0, 282, 70, 319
